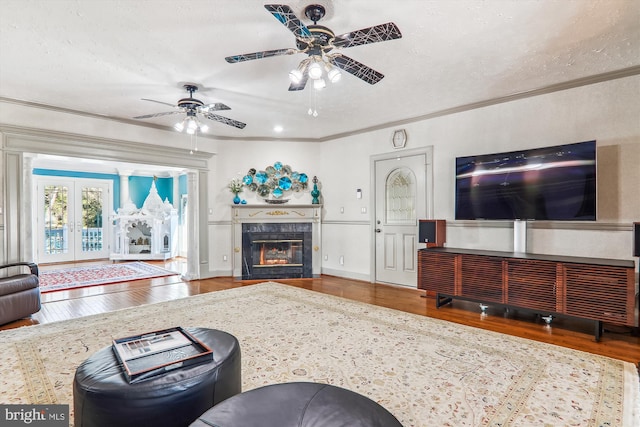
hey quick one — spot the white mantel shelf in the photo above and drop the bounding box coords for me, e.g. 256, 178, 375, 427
231, 204, 322, 279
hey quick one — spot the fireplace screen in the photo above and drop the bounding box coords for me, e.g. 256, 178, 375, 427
252, 239, 303, 267
242, 223, 312, 279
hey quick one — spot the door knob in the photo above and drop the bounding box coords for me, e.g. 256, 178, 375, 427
375, 228, 382, 233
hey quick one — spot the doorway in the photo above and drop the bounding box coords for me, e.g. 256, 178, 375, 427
372, 147, 433, 287
35, 177, 112, 263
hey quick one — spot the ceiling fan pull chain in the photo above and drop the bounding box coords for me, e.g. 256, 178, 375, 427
189, 132, 197, 155
307, 87, 318, 117
313, 89, 318, 117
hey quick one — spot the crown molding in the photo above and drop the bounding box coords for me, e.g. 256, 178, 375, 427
1, 65, 638, 143
0, 124, 213, 171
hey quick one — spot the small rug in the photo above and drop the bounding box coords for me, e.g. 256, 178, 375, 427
0, 283, 637, 426
38, 262, 178, 293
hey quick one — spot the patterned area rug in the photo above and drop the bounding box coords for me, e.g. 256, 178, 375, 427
39, 262, 178, 293
1, 283, 638, 426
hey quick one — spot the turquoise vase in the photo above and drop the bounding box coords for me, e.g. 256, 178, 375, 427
233, 194, 241, 204
311, 184, 320, 204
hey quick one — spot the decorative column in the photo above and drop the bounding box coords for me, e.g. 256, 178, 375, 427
184, 171, 200, 280
172, 172, 182, 209
22, 155, 34, 262
117, 169, 133, 210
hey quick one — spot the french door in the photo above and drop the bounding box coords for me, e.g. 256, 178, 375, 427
36, 177, 112, 263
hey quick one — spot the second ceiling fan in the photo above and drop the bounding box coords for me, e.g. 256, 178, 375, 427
134, 84, 246, 132
225, 4, 402, 91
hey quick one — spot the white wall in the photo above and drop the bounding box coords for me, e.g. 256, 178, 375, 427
2, 74, 639, 279
317, 75, 640, 279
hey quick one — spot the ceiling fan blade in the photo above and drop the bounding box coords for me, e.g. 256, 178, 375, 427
333, 22, 402, 48
264, 4, 312, 40
225, 48, 296, 63
330, 54, 385, 85
202, 112, 247, 129
200, 103, 231, 112
140, 98, 177, 108
133, 111, 182, 119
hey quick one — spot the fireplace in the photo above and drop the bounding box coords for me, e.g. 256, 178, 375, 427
242, 223, 312, 279
232, 204, 321, 279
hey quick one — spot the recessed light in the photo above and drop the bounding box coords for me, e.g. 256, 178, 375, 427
273, 125, 284, 133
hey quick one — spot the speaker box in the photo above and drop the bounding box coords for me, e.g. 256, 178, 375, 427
419, 219, 446, 248
634, 222, 640, 257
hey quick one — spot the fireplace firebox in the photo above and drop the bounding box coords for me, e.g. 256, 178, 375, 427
242, 223, 312, 279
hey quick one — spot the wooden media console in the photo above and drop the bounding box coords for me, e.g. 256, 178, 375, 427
418, 247, 637, 341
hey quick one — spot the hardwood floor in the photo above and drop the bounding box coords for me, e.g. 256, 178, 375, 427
3, 260, 639, 367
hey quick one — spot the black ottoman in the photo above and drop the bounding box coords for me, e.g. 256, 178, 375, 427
74, 327, 241, 427
189, 382, 403, 427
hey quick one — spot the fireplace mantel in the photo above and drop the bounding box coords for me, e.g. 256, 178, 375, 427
232, 205, 322, 279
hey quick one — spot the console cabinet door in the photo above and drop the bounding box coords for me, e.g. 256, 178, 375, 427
563, 263, 635, 325
460, 255, 503, 303
506, 259, 558, 312
418, 251, 457, 295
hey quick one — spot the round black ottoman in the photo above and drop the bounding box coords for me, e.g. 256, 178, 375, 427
189, 382, 403, 427
73, 327, 241, 427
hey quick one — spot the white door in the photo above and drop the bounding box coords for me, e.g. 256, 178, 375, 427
36, 177, 112, 263
374, 153, 428, 287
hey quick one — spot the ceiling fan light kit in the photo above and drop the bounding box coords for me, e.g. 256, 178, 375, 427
307, 61, 323, 80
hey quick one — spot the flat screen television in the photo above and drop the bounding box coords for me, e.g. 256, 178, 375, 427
455, 140, 596, 221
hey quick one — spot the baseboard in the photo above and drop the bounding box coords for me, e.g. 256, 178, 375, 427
321, 267, 370, 282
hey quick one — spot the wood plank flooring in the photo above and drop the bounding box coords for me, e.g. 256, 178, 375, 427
3, 260, 639, 367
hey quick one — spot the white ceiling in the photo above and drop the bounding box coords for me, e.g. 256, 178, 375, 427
1, 0, 639, 142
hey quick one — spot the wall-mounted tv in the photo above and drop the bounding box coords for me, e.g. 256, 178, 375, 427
455, 140, 596, 221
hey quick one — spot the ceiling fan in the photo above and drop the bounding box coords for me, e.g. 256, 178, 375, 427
133, 84, 246, 132
224, 4, 402, 91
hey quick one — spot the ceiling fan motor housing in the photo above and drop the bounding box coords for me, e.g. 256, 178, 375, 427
177, 98, 204, 110
177, 84, 204, 110
296, 25, 335, 54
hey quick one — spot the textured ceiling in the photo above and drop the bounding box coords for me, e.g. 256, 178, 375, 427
1, 0, 639, 141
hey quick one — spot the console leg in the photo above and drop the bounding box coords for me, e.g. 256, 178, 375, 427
435, 293, 452, 308
594, 320, 603, 342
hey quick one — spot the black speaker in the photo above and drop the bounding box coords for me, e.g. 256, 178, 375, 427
418, 220, 446, 248
634, 222, 639, 257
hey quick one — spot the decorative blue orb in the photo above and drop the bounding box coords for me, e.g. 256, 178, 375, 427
255, 171, 268, 184
279, 176, 292, 190
299, 173, 308, 183
272, 188, 283, 198
242, 175, 253, 185
274, 161, 283, 171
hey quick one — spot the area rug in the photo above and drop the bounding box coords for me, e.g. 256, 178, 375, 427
1, 283, 638, 426
38, 262, 178, 293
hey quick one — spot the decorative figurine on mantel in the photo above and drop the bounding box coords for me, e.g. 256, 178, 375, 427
311, 176, 321, 204
228, 178, 244, 204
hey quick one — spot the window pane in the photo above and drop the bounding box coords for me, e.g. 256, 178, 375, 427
385, 168, 416, 225
82, 187, 104, 252
43, 185, 69, 255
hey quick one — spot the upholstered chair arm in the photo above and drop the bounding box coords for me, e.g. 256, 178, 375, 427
0, 262, 39, 277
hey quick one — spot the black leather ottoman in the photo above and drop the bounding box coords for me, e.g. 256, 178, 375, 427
189, 382, 403, 427
73, 327, 241, 427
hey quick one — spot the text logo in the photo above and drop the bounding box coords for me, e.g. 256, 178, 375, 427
1, 405, 68, 426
